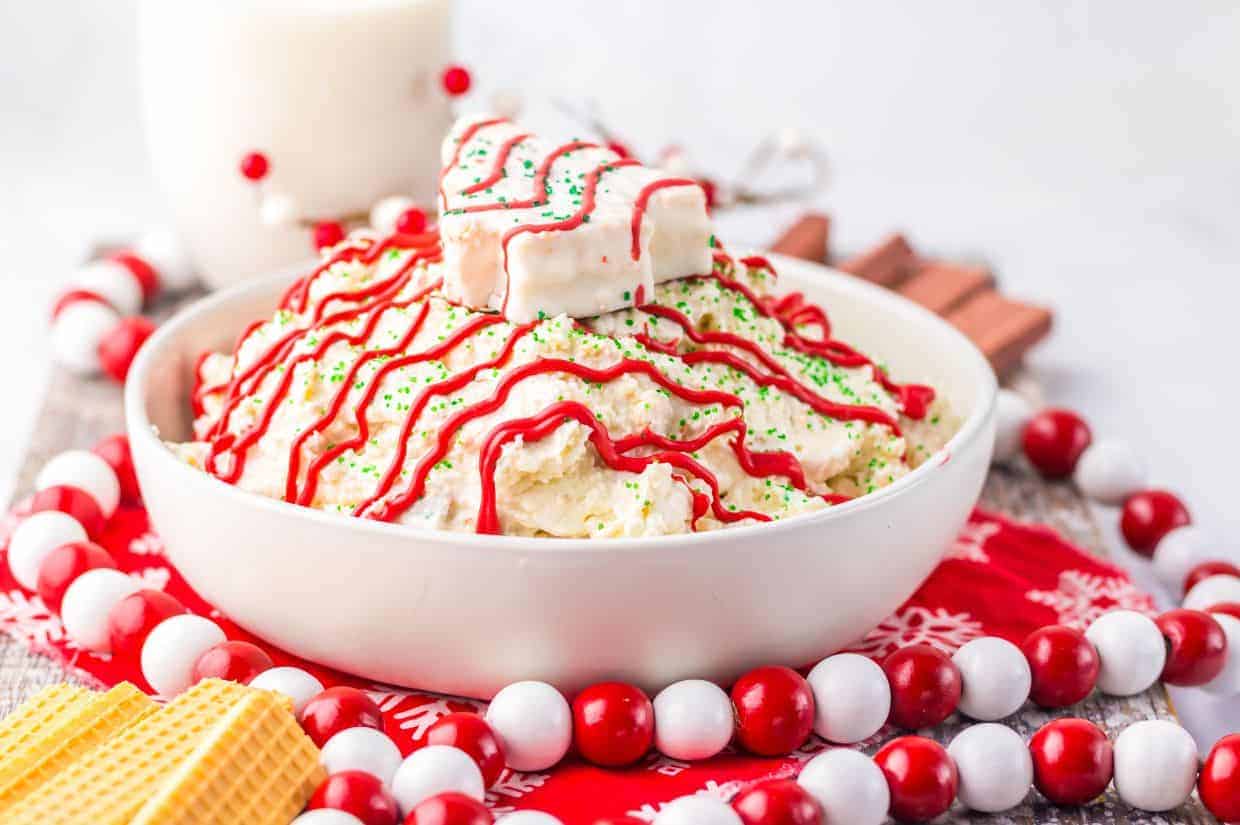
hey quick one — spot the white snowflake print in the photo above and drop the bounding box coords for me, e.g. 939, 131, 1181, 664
851, 606, 984, 659
0, 589, 66, 648
945, 520, 1000, 564
129, 567, 171, 591
645, 753, 692, 777
1026, 570, 1154, 629
485, 769, 550, 812
128, 532, 166, 556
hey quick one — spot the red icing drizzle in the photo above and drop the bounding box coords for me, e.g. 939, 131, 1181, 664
630, 178, 704, 260
194, 130, 942, 534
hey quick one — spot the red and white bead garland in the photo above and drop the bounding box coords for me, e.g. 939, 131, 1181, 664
6, 431, 1240, 823
49, 229, 197, 382
995, 390, 1240, 696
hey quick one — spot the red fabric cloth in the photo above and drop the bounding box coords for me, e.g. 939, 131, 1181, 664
0, 502, 1151, 822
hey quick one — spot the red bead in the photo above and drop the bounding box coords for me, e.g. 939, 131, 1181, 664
873, 736, 958, 823
1155, 608, 1228, 686
426, 712, 506, 788
239, 151, 270, 181
1021, 625, 1100, 708
1199, 733, 1240, 823
191, 640, 274, 685
309, 770, 400, 825
299, 686, 385, 747
1022, 408, 1092, 478
1208, 601, 1240, 621
572, 682, 655, 767
881, 644, 962, 729
395, 207, 428, 235
93, 434, 141, 504
107, 589, 184, 663
1184, 560, 1240, 594
110, 252, 161, 302
1028, 718, 1113, 805
314, 221, 346, 251
1120, 490, 1190, 556
440, 65, 472, 97
28, 484, 106, 538
731, 665, 815, 756
98, 316, 157, 383
35, 540, 116, 612
731, 778, 824, 825
51, 289, 109, 320
403, 791, 493, 825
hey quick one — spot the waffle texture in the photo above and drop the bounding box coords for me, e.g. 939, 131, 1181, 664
3, 678, 320, 825
0, 682, 155, 813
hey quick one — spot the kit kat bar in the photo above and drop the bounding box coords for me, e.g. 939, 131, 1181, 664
770, 213, 830, 263
898, 261, 994, 316
946, 290, 1052, 377
837, 234, 917, 287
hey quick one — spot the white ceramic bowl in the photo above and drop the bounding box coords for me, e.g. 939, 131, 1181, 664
125, 254, 996, 699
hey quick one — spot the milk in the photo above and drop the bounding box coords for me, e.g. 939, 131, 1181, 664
138, 0, 453, 290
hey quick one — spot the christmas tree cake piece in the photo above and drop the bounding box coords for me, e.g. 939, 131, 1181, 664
0, 682, 155, 813
438, 115, 713, 322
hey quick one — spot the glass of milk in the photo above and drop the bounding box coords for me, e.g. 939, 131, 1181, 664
138, 0, 453, 290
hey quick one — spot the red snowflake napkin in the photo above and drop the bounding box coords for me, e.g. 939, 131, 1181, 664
0, 502, 1152, 822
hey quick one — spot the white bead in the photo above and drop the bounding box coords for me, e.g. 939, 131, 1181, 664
494, 813, 563, 825
50, 301, 120, 374
797, 748, 889, 825
135, 227, 196, 292
249, 666, 326, 714
369, 195, 416, 235
993, 389, 1033, 463
61, 568, 139, 653
390, 745, 484, 814
484, 681, 571, 771
141, 614, 226, 697
805, 653, 890, 743
1184, 574, 1240, 612
1203, 612, 1240, 696
72, 259, 143, 316
1085, 610, 1166, 696
1074, 440, 1147, 505
652, 679, 734, 760
1153, 525, 1227, 590
290, 811, 364, 825
36, 450, 121, 519
653, 795, 743, 825
1113, 720, 1198, 811
320, 726, 403, 786
947, 723, 1033, 812
6, 510, 87, 590
952, 637, 1032, 721
260, 192, 300, 227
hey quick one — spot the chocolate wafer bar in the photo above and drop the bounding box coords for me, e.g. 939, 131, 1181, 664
946, 290, 1053, 377
898, 261, 994, 315
770, 213, 830, 263
836, 233, 917, 287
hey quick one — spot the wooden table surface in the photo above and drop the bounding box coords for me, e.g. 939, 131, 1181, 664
0, 304, 1213, 823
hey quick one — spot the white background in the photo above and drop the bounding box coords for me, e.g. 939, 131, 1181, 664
1, 2, 1237, 737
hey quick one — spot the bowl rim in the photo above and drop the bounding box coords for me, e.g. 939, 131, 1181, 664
125, 252, 997, 555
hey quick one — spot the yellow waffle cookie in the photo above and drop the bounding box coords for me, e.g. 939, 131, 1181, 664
4, 678, 253, 825
0, 682, 155, 813
131, 687, 325, 825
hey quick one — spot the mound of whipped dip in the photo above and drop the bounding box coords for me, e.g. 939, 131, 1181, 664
172, 117, 957, 537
